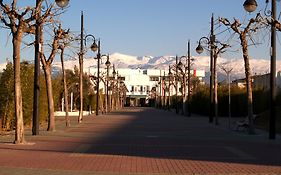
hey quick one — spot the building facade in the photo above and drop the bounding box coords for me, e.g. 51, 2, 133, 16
89, 67, 205, 107
231, 71, 281, 90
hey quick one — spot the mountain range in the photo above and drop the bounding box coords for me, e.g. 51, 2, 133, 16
53, 52, 281, 81
1, 52, 280, 82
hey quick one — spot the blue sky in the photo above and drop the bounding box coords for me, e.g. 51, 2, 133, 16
0, 0, 280, 63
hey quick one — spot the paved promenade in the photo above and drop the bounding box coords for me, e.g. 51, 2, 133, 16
0, 107, 281, 175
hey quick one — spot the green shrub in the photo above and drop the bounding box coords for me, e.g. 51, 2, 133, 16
0, 62, 94, 130
190, 85, 210, 115
189, 84, 280, 117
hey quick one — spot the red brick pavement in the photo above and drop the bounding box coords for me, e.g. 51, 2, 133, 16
0, 107, 281, 175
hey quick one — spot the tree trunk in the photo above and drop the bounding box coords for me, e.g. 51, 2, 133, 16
240, 34, 255, 134
61, 49, 70, 127
44, 65, 55, 131
13, 33, 25, 144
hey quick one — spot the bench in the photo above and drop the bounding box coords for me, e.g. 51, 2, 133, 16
235, 114, 258, 131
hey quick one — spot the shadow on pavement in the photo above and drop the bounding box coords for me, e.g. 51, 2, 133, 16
68, 107, 281, 167
1, 107, 281, 168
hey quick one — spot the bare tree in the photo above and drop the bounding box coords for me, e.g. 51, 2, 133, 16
213, 43, 229, 124
220, 14, 263, 134
41, 26, 69, 131
57, 31, 76, 127
0, 0, 54, 144
59, 43, 70, 127
219, 62, 233, 129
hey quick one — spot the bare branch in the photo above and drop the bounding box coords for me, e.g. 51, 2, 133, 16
216, 43, 230, 55
0, 1, 10, 14
11, 0, 16, 11
42, 25, 70, 66
20, 6, 32, 17
273, 20, 281, 31
0, 15, 11, 28
269, 19, 281, 31
39, 3, 55, 24
219, 17, 241, 34
41, 53, 47, 67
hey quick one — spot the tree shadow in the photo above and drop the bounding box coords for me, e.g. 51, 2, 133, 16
0, 107, 280, 168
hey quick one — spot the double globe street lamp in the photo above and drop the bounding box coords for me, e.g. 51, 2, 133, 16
243, 0, 277, 139
105, 55, 111, 113
196, 35, 229, 125
78, 10, 105, 121
85, 37, 112, 115
196, 34, 216, 124
196, 13, 229, 125
84, 35, 103, 116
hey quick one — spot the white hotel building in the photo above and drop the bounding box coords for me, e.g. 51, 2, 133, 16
88, 67, 205, 106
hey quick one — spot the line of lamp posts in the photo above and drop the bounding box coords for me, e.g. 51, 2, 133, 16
155, 39, 213, 118
155, 16, 230, 124
155, 41, 192, 117
89, 61, 127, 115
32, 0, 276, 140
81, 37, 126, 115
156, 0, 277, 139
77, 12, 126, 118
60, 11, 126, 119
63, 61, 126, 116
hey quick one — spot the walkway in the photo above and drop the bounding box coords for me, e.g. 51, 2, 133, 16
0, 107, 281, 175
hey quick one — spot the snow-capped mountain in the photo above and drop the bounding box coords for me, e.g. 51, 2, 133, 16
53, 52, 281, 80
1, 52, 280, 82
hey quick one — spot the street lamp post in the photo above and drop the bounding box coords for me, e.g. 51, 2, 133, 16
96, 40, 101, 115
177, 41, 192, 117
32, 0, 69, 135
196, 41, 215, 123
177, 56, 186, 115
196, 36, 229, 125
78, 12, 99, 121
175, 56, 179, 114
159, 71, 163, 109
116, 72, 120, 109
243, 0, 277, 139
196, 14, 215, 123
196, 36, 214, 122
78, 25, 100, 118
187, 40, 191, 117
163, 72, 167, 109
105, 55, 111, 113
87, 38, 101, 116
112, 65, 117, 111
168, 65, 173, 110
78, 11, 84, 123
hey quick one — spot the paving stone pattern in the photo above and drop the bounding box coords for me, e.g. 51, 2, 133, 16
0, 107, 281, 175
